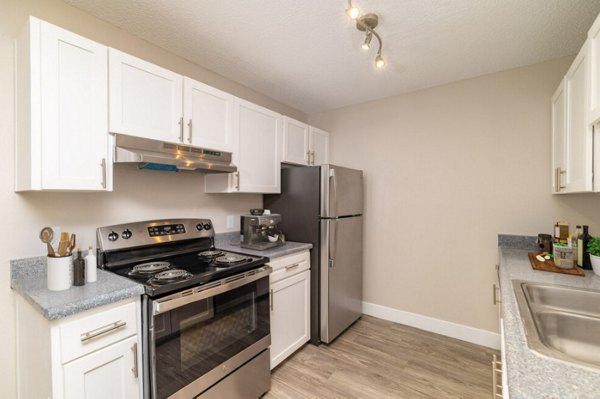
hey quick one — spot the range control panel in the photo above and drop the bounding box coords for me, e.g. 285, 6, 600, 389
97, 218, 214, 252
148, 224, 186, 237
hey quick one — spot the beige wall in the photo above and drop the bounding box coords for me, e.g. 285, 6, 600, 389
0, 1, 306, 397
309, 57, 600, 335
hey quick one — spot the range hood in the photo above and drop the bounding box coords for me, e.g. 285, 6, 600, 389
113, 134, 237, 173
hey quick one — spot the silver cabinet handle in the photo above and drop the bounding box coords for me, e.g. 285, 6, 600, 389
285, 263, 300, 271
311, 151, 315, 165
555, 167, 567, 191
100, 158, 107, 189
493, 284, 502, 305
306, 151, 311, 164
187, 119, 193, 143
131, 342, 138, 378
234, 171, 240, 191
80, 320, 126, 343
270, 288, 274, 311
178, 117, 184, 142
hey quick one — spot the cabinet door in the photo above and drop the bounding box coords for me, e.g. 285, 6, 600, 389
63, 335, 140, 399
183, 77, 235, 152
282, 117, 309, 165
589, 13, 600, 124
309, 126, 330, 166
235, 98, 282, 193
564, 44, 592, 192
270, 270, 310, 369
109, 49, 183, 143
39, 21, 110, 190
551, 80, 566, 193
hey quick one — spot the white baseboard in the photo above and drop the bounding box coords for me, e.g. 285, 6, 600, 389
362, 301, 501, 350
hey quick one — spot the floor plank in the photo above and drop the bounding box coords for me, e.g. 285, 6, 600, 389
265, 315, 498, 398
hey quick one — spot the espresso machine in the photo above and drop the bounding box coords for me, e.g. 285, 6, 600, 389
240, 213, 285, 250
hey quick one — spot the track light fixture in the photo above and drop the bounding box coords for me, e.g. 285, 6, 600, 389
362, 30, 372, 50
345, 1, 385, 68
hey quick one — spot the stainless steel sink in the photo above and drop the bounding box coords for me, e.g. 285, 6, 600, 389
513, 280, 600, 369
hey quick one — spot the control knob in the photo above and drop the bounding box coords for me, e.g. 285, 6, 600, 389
108, 231, 118, 242
122, 229, 132, 239
203, 223, 212, 230
196, 224, 204, 231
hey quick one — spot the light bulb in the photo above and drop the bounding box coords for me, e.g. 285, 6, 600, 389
375, 55, 385, 68
362, 32, 372, 50
346, 6, 360, 19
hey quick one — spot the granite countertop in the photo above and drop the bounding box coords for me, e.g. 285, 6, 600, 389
499, 245, 600, 398
11, 256, 144, 321
214, 232, 312, 259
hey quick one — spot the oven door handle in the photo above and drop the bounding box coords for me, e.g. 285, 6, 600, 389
152, 266, 272, 315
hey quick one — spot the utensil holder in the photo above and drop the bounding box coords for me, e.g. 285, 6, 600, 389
47, 256, 72, 291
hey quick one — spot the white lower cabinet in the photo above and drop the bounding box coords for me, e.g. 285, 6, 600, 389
15, 296, 141, 399
268, 251, 310, 369
63, 335, 139, 399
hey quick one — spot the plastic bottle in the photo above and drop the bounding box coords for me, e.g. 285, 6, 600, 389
73, 248, 85, 286
85, 246, 97, 283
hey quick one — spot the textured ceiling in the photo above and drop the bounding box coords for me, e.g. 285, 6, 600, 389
63, 0, 600, 114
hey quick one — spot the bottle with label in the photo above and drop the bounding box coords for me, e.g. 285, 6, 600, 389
576, 225, 583, 266
85, 246, 97, 283
73, 247, 85, 286
580, 225, 593, 270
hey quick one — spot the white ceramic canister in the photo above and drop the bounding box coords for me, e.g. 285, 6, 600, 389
47, 255, 72, 291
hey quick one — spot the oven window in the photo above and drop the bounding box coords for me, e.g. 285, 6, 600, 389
152, 276, 269, 398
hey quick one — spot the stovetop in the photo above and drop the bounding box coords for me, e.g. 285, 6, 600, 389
109, 249, 266, 297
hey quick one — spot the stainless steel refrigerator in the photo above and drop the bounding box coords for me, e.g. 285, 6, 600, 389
264, 164, 363, 344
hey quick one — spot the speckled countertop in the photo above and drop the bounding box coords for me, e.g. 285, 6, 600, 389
499, 244, 600, 398
214, 232, 312, 259
11, 256, 144, 321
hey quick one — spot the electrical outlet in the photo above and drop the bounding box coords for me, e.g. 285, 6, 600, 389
226, 215, 235, 229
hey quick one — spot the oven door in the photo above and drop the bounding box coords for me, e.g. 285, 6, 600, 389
149, 267, 271, 399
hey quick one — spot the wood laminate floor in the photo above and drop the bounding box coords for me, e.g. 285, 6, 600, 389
264, 315, 498, 399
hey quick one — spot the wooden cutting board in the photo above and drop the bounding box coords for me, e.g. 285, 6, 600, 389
528, 252, 585, 277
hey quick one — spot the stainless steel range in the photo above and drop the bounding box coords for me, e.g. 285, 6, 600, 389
97, 218, 272, 399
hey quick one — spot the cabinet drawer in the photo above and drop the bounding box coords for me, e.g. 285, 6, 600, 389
268, 251, 310, 283
59, 300, 138, 363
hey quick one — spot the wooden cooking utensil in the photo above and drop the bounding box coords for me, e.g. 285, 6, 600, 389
58, 232, 69, 257
69, 233, 76, 255
39, 227, 55, 257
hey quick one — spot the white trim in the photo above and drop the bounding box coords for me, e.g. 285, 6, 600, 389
362, 301, 500, 350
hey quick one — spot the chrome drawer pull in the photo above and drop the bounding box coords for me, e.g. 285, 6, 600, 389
285, 263, 300, 271
131, 342, 138, 378
493, 284, 502, 305
80, 320, 126, 343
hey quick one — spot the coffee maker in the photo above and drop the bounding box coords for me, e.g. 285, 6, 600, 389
240, 214, 285, 250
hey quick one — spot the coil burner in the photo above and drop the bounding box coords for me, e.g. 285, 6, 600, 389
128, 261, 171, 276
148, 269, 193, 285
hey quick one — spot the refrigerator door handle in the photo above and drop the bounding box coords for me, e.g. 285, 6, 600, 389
330, 168, 337, 217
329, 219, 337, 268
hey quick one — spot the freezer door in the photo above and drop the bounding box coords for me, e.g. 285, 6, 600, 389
320, 216, 363, 343
320, 165, 363, 218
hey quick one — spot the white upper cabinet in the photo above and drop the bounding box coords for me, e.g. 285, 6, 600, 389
551, 81, 566, 193
589, 13, 600, 124
16, 17, 111, 191
282, 117, 329, 166
183, 77, 235, 152
309, 126, 330, 166
282, 117, 310, 165
563, 44, 592, 192
109, 49, 183, 143
205, 98, 282, 193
